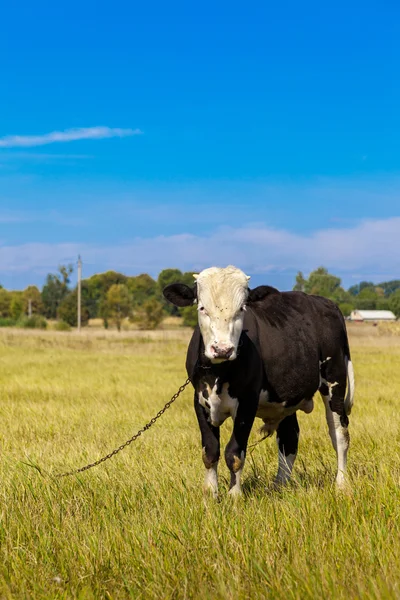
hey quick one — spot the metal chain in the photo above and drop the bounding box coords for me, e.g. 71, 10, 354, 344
56, 377, 192, 478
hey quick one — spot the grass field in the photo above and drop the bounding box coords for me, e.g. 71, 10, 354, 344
0, 326, 399, 599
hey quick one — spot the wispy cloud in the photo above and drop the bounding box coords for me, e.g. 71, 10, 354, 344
0, 126, 142, 148
1, 217, 399, 287
0, 152, 93, 160
0, 209, 83, 226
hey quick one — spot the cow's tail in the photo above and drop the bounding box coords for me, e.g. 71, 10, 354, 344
344, 355, 355, 415
337, 306, 355, 416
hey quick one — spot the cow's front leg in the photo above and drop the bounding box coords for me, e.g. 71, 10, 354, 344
225, 395, 258, 496
194, 393, 220, 498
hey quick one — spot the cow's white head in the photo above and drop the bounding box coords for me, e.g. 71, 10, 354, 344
164, 266, 251, 363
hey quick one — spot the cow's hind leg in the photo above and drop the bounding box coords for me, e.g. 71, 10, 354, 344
194, 394, 220, 498
319, 358, 350, 488
274, 413, 299, 487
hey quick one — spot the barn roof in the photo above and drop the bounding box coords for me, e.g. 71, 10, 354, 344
351, 310, 396, 320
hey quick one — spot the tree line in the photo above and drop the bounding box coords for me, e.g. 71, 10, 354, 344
0, 265, 399, 330
294, 267, 400, 317
0, 267, 199, 329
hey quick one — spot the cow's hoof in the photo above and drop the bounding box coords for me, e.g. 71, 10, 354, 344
228, 486, 242, 498
272, 476, 290, 491
203, 486, 219, 501
335, 476, 350, 494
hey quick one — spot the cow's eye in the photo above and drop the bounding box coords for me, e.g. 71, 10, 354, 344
199, 306, 205, 312
240, 305, 246, 312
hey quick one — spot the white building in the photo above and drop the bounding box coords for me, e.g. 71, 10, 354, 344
349, 310, 396, 322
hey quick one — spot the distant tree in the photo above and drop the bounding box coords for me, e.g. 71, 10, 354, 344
389, 289, 400, 318
126, 274, 158, 308
348, 281, 374, 296
42, 264, 73, 319
304, 267, 344, 298
181, 271, 198, 287
376, 297, 390, 310
157, 269, 183, 292
0, 289, 11, 318
10, 293, 24, 320
354, 286, 378, 310
105, 284, 132, 331
22, 286, 44, 315
134, 299, 164, 330
354, 298, 376, 310
358, 286, 378, 299
304, 267, 342, 297
85, 271, 128, 318
98, 298, 110, 329
377, 280, 400, 297
338, 303, 354, 318
347, 284, 359, 296
58, 285, 91, 327
180, 305, 198, 328
293, 271, 306, 292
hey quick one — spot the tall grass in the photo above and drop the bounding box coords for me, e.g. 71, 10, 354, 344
0, 330, 399, 599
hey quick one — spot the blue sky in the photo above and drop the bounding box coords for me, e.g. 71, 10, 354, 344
1, 0, 399, 291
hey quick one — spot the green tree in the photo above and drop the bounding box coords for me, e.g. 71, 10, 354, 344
181, 271, 198, 287
348, 281, 374, 296
354, 286, 378, 310
376, 297, 390, 310
293, 271, 306, 292
85, 271, 127, 318
105, 284, 132, 331
42, 265, 73, 318
338, 302, 354, 317
10, 293, 24, 320
57, 285, 91, 327
180, 305, 198, 328
126, 274, 158, 308
99, 298, 110, 329
134, 299, 164, 330
157, 269, 184, 315
304, 267, 342, 297
354, 299, 376, 310
0, 289, 11, 318
157, 269, 183, 292
23, 286, 44, 315
389, 289, 400, 318
377, 279, 400, 297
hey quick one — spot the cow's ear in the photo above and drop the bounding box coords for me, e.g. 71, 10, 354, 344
248, 285, 280, 303
163, 283, 197, 307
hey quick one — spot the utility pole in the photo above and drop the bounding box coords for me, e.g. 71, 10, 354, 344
77, 255, 82, 332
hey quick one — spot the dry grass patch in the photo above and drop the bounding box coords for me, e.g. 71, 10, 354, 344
0, 329, 399, 598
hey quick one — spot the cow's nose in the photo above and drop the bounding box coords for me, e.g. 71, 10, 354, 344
211, 344, 234, 359
223, 346, 234, 359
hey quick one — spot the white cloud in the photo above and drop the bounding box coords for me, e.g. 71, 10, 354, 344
1, 217, 399, 286
0, 210, 83, 226
0, 152, 93, 160
0, 127, 142, 148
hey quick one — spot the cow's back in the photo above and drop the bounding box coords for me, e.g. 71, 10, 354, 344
246, 291, 348, 402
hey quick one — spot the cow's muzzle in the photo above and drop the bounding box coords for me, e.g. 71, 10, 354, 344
210, 344, 235, 360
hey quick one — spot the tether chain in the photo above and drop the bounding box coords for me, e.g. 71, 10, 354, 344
56, 377, 192, 478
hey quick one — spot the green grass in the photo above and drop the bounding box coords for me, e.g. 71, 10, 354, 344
0, 329, 399, 599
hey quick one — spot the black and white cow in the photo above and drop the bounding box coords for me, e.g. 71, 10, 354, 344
164, 266, 355, 497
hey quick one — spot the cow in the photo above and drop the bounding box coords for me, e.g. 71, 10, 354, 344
163, 265, 355, 498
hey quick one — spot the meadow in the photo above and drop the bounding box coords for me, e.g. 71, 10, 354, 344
0, 325, 399, 599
